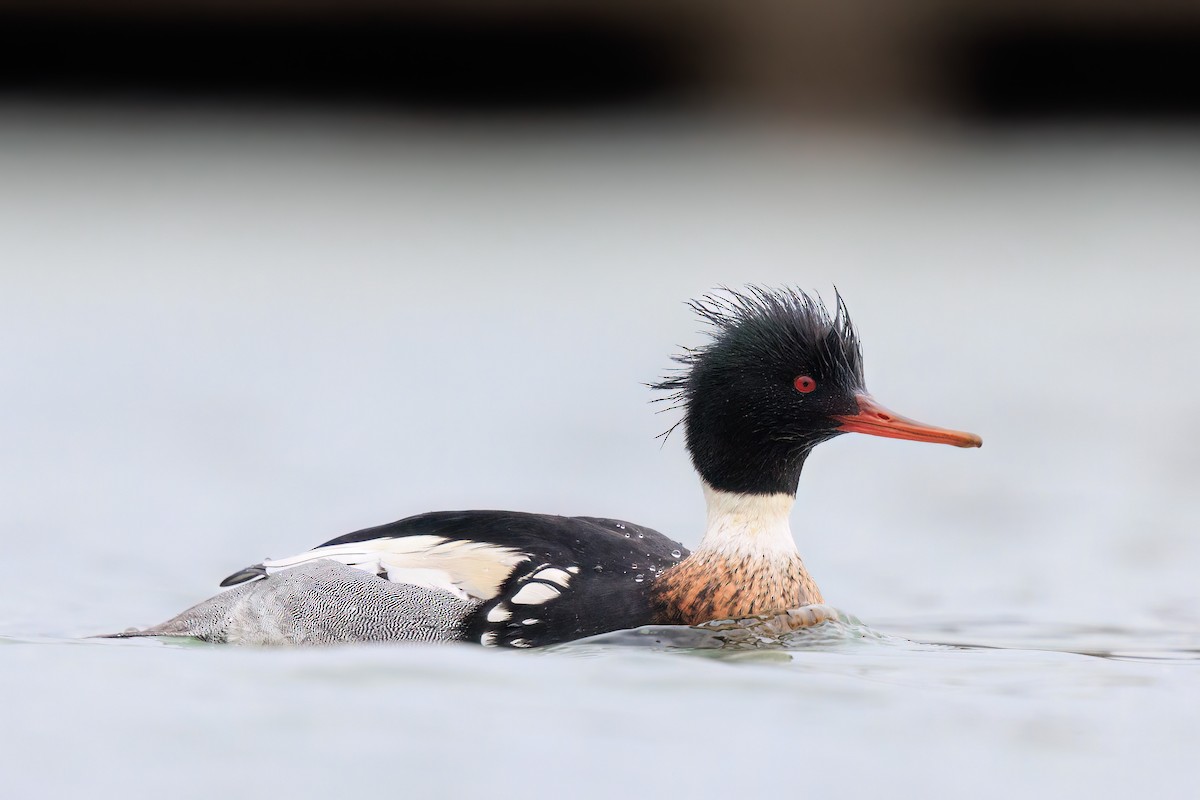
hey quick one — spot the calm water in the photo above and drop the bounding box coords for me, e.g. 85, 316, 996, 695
2, 108, 1198, 798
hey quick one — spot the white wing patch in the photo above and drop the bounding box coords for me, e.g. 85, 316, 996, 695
529, 567, 572, 588
485, 606, 512, 622
261, 536, 529, 602
478, 560, 582, 647
509, 582, 561, 605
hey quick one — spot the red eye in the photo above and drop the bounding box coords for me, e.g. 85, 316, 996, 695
793, 375, 817, 394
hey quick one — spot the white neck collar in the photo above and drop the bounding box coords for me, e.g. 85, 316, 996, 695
696, 483, 798, 559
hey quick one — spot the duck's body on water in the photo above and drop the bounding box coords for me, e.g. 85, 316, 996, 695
113, 288, 981, 647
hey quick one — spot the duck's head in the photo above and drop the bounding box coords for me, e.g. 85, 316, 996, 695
655, 287, 981, 497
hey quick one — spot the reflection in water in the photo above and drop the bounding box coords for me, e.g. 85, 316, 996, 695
568, 605, 889, 651
563, 608, 1200, 668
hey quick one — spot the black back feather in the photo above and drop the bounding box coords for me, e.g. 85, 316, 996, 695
328, 511, 689, 647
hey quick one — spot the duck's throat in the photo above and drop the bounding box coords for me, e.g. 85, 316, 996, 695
652, 485, 823, 625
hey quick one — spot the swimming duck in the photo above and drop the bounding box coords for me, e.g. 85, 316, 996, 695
115, 287, 980, 647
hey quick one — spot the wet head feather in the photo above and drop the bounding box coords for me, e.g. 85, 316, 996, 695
653, 286, 864, 438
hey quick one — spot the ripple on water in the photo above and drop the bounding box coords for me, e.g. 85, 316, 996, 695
561, 605, 916, 656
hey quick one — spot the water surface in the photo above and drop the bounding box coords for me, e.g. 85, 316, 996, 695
1, 108, 1198, 798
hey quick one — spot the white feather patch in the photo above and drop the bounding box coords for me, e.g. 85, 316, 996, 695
261, 535, 529, 602
698, 483, 798, 559
486, 605, 512, 623
509, 582, 561, 605
530, 567, 573, 588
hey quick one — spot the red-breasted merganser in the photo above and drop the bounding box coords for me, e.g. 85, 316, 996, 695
113, 288, 981, 647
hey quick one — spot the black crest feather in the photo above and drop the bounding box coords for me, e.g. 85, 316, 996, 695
652, 286, 864, 440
